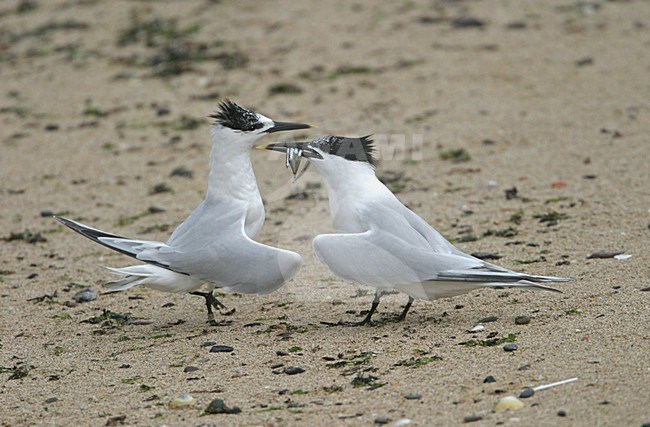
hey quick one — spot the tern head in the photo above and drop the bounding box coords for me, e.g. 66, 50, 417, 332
209, 99, 312, 146
264, 135, 377, 177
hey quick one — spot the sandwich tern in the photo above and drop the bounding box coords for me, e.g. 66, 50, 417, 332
55, 100, 312, 324
265, 136, 572, 325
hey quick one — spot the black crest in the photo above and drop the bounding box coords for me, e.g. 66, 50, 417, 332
311, 135, 377, 166
209, 99, 264, 132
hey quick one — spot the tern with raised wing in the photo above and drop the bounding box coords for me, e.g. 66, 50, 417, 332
56, 100, 312, 324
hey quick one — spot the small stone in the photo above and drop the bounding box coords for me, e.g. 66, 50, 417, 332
557, 410, 567, 417
201, 341, 216, 347
451, 17, 485, 29
495, 396, 524, 411
204, 398, 241, 414
374, 417, 390, 425
464, 414, 483, 423
504, 187, 518, 200
483, 375, 496, 383
44, 124, 60, 131
44, 397, 58, 403
283, 366, 305, 375
105, 415, 126, 426
156, 107, 170, 116
72, 287, 97, 303
576, 57, 593, 67
503, 344, 518, 352
515, 316, 530, 325
404, 393, 421, 400
469, 325, 485, 332
479, 316, 498, 323
471, 252, 502, 260
587, 251, 624, 259
170, 166, 193, 178
276, 350, 289, 356
169, 394, 195, 409
183, 366, 199, 373
210, 345, 234, 353
519, 389, 535, 398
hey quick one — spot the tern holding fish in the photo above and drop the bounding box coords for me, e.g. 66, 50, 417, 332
265, 136, 572, 325
55, 100, 312, 324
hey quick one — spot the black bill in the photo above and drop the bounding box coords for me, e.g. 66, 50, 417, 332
266, 121, 313, 134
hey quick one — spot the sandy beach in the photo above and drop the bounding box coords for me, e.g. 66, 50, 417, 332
1, 0, 648, 425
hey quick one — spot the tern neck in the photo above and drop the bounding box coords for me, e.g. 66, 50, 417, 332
205, 133, 260, 202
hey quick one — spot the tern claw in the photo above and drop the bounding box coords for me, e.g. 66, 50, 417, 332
191, 290, 236, 323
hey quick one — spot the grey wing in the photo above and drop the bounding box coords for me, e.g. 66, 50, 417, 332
141, 216, 301, 294
166, 198, 245, 247
312, 225, 485, 287
314, 202, 571, 288
400, 205, 473, 257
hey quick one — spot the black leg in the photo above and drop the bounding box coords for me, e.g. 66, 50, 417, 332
190, 291, 234, 325
394, 296, 414, 322
322, 290, 383, 327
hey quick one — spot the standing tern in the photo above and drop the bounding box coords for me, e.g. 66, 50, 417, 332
265, 136, 572, 325
55, 100, 312, 324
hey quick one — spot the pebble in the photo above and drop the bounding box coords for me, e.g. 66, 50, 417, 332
404, 393, 421, 400
557, 410, 567, 417
587, 251, 624, 259
451, 17, 485, 28
515, 316, 530, 325
183, 366, 199, 373
471, 252, 502, 260
169, 393, 195, 409
479, 316, 498, 323
283, 366, 305, 375
72, 287, 97, 303
519, 389, 535, 398
503, 344, 518, 352
469, 325, 485, 332
204, 398, 241, 414
200, 341, 216, 347
374, 417, 390, 425
210, 345, 233, 353
495, 396, 524, 411
464, 414, 483, 423
483, 375, 496, 383
170, 166, 193, 178
244, 322, 263, 327
44, 397, 58, 403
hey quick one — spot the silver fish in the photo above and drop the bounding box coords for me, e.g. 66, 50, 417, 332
285, 147, 303, 176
